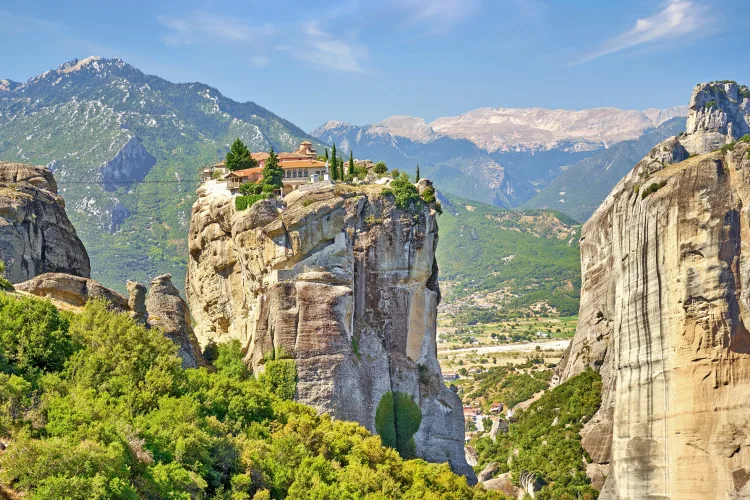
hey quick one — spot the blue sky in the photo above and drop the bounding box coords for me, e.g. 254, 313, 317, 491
1, 0, 749, 131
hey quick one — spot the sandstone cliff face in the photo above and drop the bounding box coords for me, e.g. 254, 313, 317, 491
558, 82, 750, 499
0, 162, 90, 282
186, 182, 474, 481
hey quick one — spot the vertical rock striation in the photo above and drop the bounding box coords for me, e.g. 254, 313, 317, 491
557, 82, 750, 499
186, 182, 474, 482
0, 162, 90, 282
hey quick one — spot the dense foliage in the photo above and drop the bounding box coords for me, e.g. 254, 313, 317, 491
0, 295, 502, 499
437, 193, 581, 315
473, 370, 602, 500
226, 138, 259, 172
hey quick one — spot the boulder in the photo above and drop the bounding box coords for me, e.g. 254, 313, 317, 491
15, 272, 128, 311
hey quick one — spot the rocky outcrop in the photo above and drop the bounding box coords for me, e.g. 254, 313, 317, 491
557, 82, 750, 499
0, 162, 90, 282
15, 272, 128, 311
127, 280, 148, 324
682, 81, 750, 154
99, 135, 156, 192
145, 274, 204, 369
186, 181, 474, 482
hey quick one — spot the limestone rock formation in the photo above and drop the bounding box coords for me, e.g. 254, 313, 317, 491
557, 81, 750, 499
186, 181, 474, 482
15, 272, 128, 311
0, 162, 90, 282
145, 274, 204, 369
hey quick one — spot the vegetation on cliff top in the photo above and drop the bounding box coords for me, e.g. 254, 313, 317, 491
0, 294, 503, 499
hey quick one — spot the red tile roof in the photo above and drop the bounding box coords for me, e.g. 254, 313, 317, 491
279, 160, 327, 169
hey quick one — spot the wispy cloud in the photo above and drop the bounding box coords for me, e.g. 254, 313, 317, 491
395, 0, 480, 31
297, 21, 366, 73
575, 0, 716, 65
158, 13, 275, 46
158, 13, 366, 73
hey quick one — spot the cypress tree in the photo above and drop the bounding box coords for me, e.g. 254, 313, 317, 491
261, 147, 283, 189
415, 165, 420, 182
339, 158, 345, 180
331, 144, 338, 181
225, 138, 258, 171
348, 151, 355, 176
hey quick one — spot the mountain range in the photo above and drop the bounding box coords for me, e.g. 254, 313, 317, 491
0, 56, 687, 293
311, 106, 687, 213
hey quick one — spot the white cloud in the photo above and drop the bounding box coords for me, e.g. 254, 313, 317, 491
575, 0, 715, 65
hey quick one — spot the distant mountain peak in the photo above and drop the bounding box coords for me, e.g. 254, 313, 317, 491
56, 56, 105, 73
373, 116, 437, 143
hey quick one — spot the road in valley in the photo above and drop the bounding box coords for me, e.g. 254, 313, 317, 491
437, 339, 570, 356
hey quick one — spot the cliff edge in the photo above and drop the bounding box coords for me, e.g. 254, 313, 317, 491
557, 81, 750, 499
186, 181, 475, 482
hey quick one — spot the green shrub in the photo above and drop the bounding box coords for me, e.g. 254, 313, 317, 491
239, 182, 262, 195
740, 134, 750, 143
374, 391, 422, 459
641, 180, 667, 199
0, 262, 12, 291
385, 173, 422, 211
259, 359, 297, 401
0, 294, 75, 374
705, 100, 717, 109
214, 339, 248, 379
235, 194, 264, 211
374, 161, 388, 174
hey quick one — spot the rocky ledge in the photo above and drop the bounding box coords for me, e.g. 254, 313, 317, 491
186, 181, 474, 482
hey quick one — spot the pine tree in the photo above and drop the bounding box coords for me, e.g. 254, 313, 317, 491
415, 165, 420, 182
225, 138, 258, 171
348, 151, 355, 176
331, 144, 338, 181
261, 147, 283, 189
